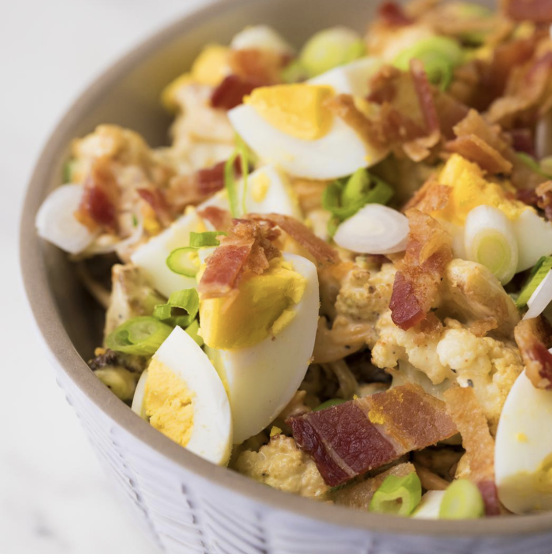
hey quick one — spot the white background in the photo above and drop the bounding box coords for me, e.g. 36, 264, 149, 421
0, 1, 213, 552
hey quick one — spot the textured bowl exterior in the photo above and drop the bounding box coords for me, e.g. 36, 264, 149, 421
20, 0, 552, 552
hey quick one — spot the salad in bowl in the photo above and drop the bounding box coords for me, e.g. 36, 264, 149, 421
36, 0, 552, 521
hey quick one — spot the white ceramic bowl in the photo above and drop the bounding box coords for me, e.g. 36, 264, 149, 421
20, 0, 552, 552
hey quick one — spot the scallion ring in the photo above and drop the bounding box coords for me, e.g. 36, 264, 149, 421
166, 246, 200, 277
105, 316, 173, 357
369, 472, 422, 516
439, 479, 485, 520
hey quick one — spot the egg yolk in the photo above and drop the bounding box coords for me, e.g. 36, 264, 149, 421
200, 257, 306, 350
433, 154, 531, 226
244, 84, 335, 140
144, 360, 194, 448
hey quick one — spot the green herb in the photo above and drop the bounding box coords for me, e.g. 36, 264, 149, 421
166, 247, 200, 277
517, 153, 552, 178
105, 317, 173, 357
189, 231, 226, 248
153, 288, 200, 328
369, 472, 422, 516
439, 479, 485, 520
516, 256, 552, 308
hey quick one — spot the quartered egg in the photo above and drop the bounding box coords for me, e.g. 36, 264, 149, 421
495, 370, 552, 514
133, 326, 232, 465
228, 83, 388, 180
202, 253, 319, 444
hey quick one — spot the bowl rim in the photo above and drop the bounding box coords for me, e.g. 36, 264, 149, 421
19, 0, 552, 538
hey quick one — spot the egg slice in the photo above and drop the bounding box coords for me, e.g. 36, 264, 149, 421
36, 183, 97, 254
495, 370, 552, 514
203, 253, 319, 444
412, 490, 445, 519
130, 195, 227, 297
141, 326, 232, 465
228, 84, 388, 180
308, 57, 383, 97
131, 369, 149, 420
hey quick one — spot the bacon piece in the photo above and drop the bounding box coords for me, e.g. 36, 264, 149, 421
403, 179, 451, 213
390, 210, 452, 330
433, 93, 470, 140
288, 384, 457, 487
444, 387, 500, 516
197, 206, 232, 231
75, 160, 119, 233
446, 135, 513, 174
514, 316, 552, 389
506, 127, 535, 155
228, 48, 288, 84
198, 218, 280, 298
210, 74, 264, 110
410, 59, 439, 134
502, 0, 552, 22
377, 1, 413, 26
137, 188, 173, 228
250, 213, 340, 267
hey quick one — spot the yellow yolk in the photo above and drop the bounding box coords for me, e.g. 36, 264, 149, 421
433, 154, 532, 225
251, 171, 271, 202
144, 359, 195, 448
244, 84, 335, 140
200, 258, 307, 350
161, 44, 229, 111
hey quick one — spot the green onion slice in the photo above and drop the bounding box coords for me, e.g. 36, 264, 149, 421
516, 256, 552, 308
393, 37, 464, 91
189, 231, 226, 248
224, 135, 251, 218
105, 316, 173, 357
153, 288, 200, 328
184, 319, 204, 347
369, 472, 422, 516
517, 153, 552, 178
166, 247, 200, 277
313, 398, 347, 411
439, 479, 485, 520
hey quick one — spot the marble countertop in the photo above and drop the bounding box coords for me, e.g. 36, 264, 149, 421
1, 1, 210, 552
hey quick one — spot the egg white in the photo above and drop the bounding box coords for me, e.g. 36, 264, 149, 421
495, 370, 552, 514
205, 253, 319, 444
149, 326, 233, 465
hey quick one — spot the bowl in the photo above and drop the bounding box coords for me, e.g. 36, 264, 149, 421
20, 0, 552, 552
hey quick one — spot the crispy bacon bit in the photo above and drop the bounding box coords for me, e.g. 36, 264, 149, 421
137, 188, 173, 228
198, 219, 280, 298
197, 206, 232, 231
210, 74, 264, 110
410, 59, 440, 134
502, 0, 552, 22
378, 1, 413, 26
228, 48, 288, 84
250, 213, 340, 267
403, 179, 451, 213
444, 387, 500, 516
433, 93, 470, 140
75, 160, 119, 233
506, 128, 535, 155
288, 384, 457, 487
447, 135, 513, 174
514, 316, 552, 389
390, 210, 452, 330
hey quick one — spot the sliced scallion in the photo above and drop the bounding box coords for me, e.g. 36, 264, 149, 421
166, 247, 200, 277
439, 479, 485, 520
189, 231, 226, 248
105, 316, 173, 357
464, 205, 518, 285
369, 472, 422, 516
153, 288, 200, 328
185, 319, 204, 347
516, 256, 552, 308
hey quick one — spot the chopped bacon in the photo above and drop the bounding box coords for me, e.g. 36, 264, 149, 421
390, 210, 452, 330
75, 160, 118, 233
377, 1, 413, 26
444, 387, 500, 516
197, 206, 232, 231
137, 188, 173, 228
446, 135, 513, 174
433, 92, 470, 140
410, 59, 439, 135
250, 213, 340, 267
514, 316, 552, 389
198, 219, 280, 298
502, 0, 552, 22
228, 48, 288, 85
288, 384, 457, 487
506, 128, 535, 156
210, 74, 265, 110
403, 179, 451, 213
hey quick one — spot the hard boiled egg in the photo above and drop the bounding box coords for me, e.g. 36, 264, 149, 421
412, 490, 445, 519
139, 326, 232, 465
36, 183, 97, 254
495, 370, 552, 514
202, 253, 319, 444
228, 84, 388, 180
131, 165, 299, 297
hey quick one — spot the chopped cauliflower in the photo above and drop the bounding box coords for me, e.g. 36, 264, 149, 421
372, 314, 523, 431
234, 435, 329, 499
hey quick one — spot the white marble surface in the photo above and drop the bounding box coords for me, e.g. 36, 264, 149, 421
0, 1, 212, 552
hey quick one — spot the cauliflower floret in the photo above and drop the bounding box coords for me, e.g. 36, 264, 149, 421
372, 314, 523, 431
335, 263, 396, 346
234, 435, 329, 499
